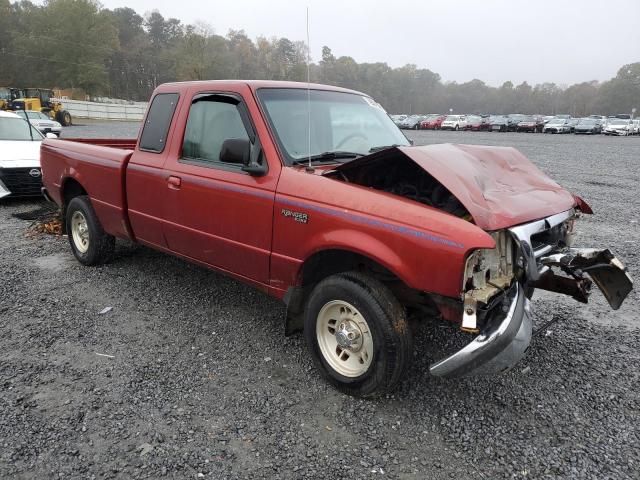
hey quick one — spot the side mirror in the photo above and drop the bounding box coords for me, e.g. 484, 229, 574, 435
45, 132, 58, 139
219, 138, 250, 165
219, 138, 267, 176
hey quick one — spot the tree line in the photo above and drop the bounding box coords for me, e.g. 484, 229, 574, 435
1, 0, 638, 116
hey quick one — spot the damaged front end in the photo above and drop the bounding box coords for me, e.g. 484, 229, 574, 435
325, 144, 632, 378
430, 209, 633, 378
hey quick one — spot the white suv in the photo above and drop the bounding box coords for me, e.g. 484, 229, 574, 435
440, 115, 467, 131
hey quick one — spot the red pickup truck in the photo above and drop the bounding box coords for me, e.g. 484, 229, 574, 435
40, 80, 633, 397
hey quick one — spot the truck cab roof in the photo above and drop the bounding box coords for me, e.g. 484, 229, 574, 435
155, 80, 367, 97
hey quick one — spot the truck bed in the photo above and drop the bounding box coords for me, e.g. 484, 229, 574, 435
60, 138, 138, 149
41, 138, 135, 239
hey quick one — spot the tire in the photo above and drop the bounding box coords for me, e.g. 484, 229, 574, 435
304, 271, 412, 397
65, 195, 115, 266
414, 124, 419, 130
56, 110, 72, 126
454, 125, 459, 131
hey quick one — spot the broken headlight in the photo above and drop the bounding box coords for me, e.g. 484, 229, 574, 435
463, 231, 516, 303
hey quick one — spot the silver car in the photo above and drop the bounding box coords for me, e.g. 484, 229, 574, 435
22, 111, 62, 137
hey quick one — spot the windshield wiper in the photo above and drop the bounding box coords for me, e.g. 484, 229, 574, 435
368, 144, 404, 153
292, 151, 361, 165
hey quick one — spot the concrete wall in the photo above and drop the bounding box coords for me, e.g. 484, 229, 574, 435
57, 99, 148, 121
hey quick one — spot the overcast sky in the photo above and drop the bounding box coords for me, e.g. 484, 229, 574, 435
98, 0, 640, 86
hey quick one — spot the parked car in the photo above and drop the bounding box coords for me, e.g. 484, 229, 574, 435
40, 80, 633, 397
420, 114, 446, 130
507, 114, 526, 132
489, 115, 509, 132
604, 118, 633, 136
516, 115, 544, 133
391, 114, 407, 127
0, 110, 54, 198
440, 115, 467, 131
567, 118, 580, 133
399, 115, 424, 130
543, 118, 572, 134
464, 115, 490, 131
574, 118, 602, 135
23, 110, 62, 137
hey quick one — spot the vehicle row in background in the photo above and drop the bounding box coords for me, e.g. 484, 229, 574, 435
390, 112, 639, 135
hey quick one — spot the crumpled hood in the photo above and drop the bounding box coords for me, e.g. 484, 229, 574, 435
334, 144, 576, 231
396, 144, 576, 230
0, 140, 41, 168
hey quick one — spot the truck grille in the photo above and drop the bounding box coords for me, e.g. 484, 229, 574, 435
508, 209, 575, 281
0, 168, 43, 197
530, 222, 568, 251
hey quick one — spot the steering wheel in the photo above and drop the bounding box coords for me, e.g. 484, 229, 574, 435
335, 133, 368, 150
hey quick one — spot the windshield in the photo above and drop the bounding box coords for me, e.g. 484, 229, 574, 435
490, 116, 506, 122
577, 119, 596, 125
257, 88, 409, 164
609, 119, 628, 126
25, 111, 46, 119
548, 118, 565, 125
0, 88, 10, 101
467, 115, 481, 122
0, 117, 43, 141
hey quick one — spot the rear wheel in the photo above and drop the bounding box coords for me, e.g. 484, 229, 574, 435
66, 195, 114, 265
304, 271, 412, 397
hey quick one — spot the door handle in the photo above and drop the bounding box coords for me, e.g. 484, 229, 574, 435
167, 175, 181, 190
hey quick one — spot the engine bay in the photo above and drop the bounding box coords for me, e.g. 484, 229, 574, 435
325, 153, 471, 219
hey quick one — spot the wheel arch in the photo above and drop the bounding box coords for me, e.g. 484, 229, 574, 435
284, 245, 420, 336
60, 177, 88, 232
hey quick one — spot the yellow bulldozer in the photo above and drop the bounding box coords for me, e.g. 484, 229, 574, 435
2, 87, 73, 126
0, 87, 25, 112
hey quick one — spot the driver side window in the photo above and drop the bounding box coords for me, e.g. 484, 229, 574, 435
182, 96, 250, 166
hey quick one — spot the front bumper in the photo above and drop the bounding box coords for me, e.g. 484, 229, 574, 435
38, 126, 62, 136
430, 210, 633, 378
605, 129, 628, 136
430, 282, 532, 378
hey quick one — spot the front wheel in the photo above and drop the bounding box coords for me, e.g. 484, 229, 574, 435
56, 110, 72, 126
304, 272, 412, 397
454, 125, 459, 131
66, 195, 115, 265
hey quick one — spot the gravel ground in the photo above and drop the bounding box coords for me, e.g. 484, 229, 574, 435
1, 125, 639, 479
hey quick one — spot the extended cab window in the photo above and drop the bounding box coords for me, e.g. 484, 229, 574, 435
139, 93, 179, 153
181, 95, 250, 166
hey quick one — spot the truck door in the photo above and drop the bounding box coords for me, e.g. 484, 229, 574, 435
127, 92, 180, 249
161, 90, 278, 285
